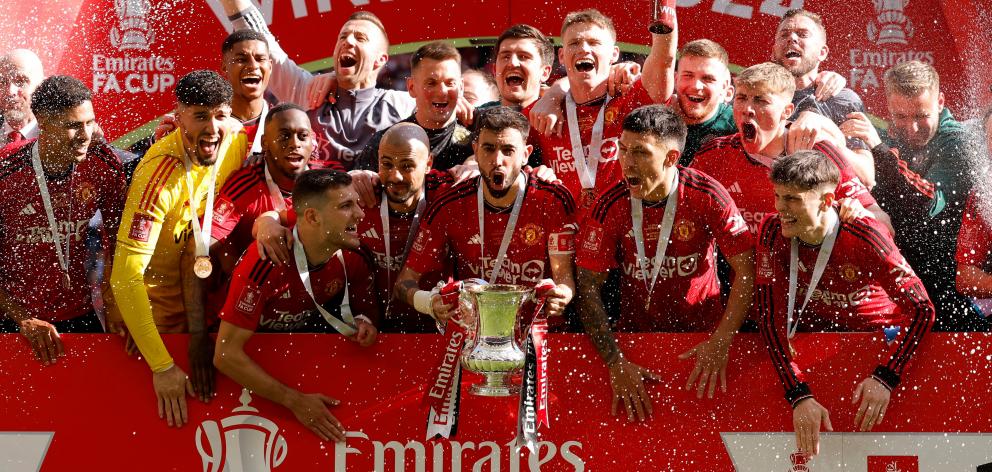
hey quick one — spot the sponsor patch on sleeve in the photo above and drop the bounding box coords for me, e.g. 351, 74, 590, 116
128, 213, 155, 242
235, 286, 262, 314
213, 197, 235, 225
581, 226, 604, 253
756, 251, 774, 281
549, 231, 575, 253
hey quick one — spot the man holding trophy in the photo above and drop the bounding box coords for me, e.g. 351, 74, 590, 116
575, 105, 755, 421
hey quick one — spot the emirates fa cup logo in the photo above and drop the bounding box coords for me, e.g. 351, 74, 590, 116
110, 0, 155, 51
868, 0, 914, 45
789, 452, 812, 472
195, 389, 289, 472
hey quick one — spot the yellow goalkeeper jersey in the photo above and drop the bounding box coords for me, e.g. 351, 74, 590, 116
111, 128, 247, 372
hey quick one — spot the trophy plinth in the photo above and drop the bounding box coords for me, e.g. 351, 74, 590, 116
460, 284, 531, 396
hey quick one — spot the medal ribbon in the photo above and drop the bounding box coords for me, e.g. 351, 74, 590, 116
477, 174, 527, 284
381, 192, 427, 300
30, 143, 72, 281
787, 209, 840, 339
631, 169, 680, 306
181, 134, 230, 260
262, 164, 289, 213
247, 100, 269, 156
565, 92, 610, 191
291, 227, 357, 336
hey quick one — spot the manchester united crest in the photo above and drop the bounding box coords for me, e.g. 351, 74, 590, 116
520, 222, 543, 247
840, 263, 859, 282
675, 219, 695, 241
76, 182, 96, 207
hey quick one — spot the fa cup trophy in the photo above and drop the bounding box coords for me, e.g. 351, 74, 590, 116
459, 283, 533, 396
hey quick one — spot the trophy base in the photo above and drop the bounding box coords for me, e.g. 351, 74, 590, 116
469, 373, 520, 397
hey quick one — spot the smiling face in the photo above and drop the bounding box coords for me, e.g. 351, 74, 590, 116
675, 55, 732, 125
474, 127, 530, 198
733, 83, 794, 154
311, 184, 365, 250
223, 39, 271, 105
37, 101, 96, 164
176, 103, 233, 166
494, 37, 551, 106
378, 130, 431, 208
263, 108, 314, 182
772, 15, 827, 79
886, 88, 944, 151
408, 58, 462, 129
559, 22, 619, 94
333, 19, 388, 90
773, 182, 832, 239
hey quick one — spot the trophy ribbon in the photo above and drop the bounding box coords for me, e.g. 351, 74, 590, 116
248, 100, 269, 156
424, 280, 468, 440
291, 227, 358, 336
514, 279, 555, 453
786, 209, 839, 346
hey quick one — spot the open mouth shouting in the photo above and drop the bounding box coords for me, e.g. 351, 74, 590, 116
504, 71, 525, 88
431, 100, 450, 112
337, 53, 359, 74
741, 122, 758, 143
199, 136, 220, 158
491, 171, 506, 188
574, 58, 595, 73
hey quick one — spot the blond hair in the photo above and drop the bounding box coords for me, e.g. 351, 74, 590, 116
735, 62, 796, 98
679, 39, 729, 67
884, 60, 939, 97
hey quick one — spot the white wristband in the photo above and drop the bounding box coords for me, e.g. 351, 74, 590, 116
413, 290, 436, 316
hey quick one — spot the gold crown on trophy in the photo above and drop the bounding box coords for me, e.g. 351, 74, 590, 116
110, 0, 155, 51
868, 0, 914, 45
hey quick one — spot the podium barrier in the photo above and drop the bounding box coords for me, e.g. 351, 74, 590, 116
1, 333, 990, 471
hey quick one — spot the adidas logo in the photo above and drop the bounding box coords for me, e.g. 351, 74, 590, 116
468, 234, 483, 245
727, 182, 742, 194
362, 228, 379, 239
20, 204, 36, 216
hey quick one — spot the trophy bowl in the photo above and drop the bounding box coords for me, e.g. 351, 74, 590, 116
459, 283, 532, 396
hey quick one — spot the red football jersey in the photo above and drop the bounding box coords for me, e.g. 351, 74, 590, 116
691, 136, 876, 234
536, 80, 659, 223
575, 168, 753, 332
405, 175, 576, 286
956, 192, 991, 269
357, 169, 454, 332
219, 240, 379, 332
211, 162, 291, 258
755, 213, 934, 401
0, 141, 127, 322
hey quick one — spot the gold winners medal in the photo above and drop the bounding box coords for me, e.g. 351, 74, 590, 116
62, 272, 71, 290
194, 256, 213, 279
580, 188, 596, 208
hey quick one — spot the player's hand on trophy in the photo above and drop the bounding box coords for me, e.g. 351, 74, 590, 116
839, 112, 882, 148
306, 71, 338, 109
17, 317, 64, 366
678, 334, 732, 398
348, 319, 378, 347
608, 357, 660, 422
348, 169, 381, 208
153, 112, 178, 142
852, 377, 890, 432
153, 364, 195, 428
286, 391, 346, 442
608, 61, 641, 97
813, 70, 846, 101
430, 293, 457, 322
254, 213, 293, 265
188, 333, 216, 403
542, 283, 573, 317
792, 397, 832, 456
837, 197, 871, 223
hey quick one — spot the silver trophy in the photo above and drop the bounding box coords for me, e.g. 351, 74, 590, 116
458, 284, 533, 396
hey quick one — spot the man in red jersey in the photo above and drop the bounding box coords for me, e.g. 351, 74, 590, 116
355, 123, 455, 332
0, 76, 127, 364
528, 9, 677, 223
691, 62, 886, 235
575, 105, 753, 421
214, 169, 378, 443
395, 107, 575, 322
756, 151, 933, 457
